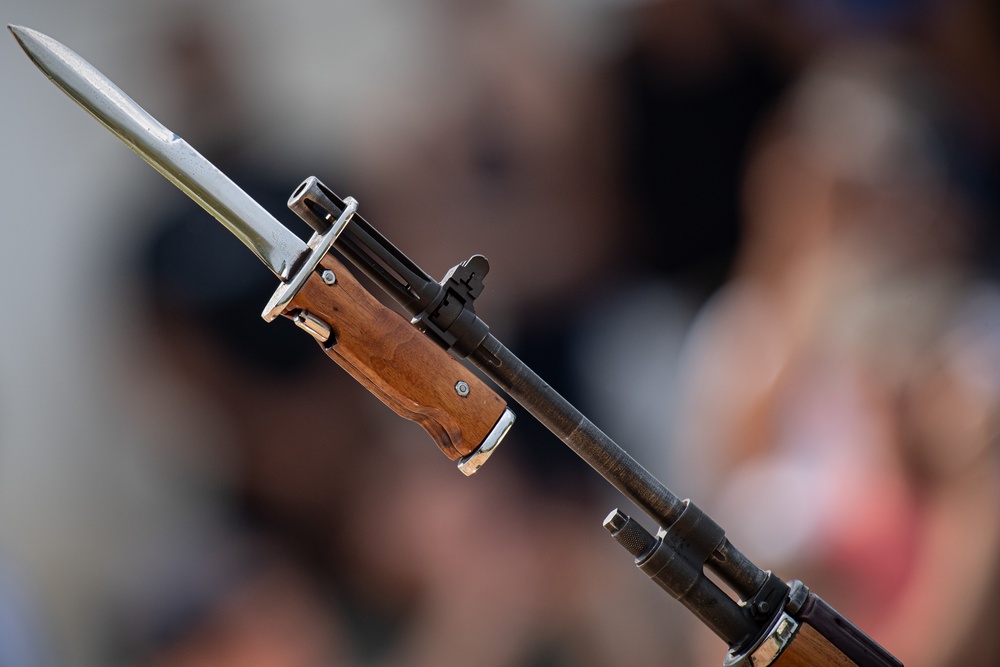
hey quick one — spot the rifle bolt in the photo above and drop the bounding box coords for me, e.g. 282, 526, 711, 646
455, 381, 471, 397
321, 269, 337, 285
757, 601, 770, 614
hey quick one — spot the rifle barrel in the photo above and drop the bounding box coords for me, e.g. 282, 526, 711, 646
471, 332, 768, 599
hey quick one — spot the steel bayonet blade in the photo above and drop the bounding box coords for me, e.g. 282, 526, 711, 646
9, 24, 307, 280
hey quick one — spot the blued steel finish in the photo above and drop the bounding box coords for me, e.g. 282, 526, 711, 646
285, 179, 699, 538
8, 25, 307, 281
288, 177, 491, 357
11, 24, 777, 646
470, 333, 769, 598
790, 587, 902, 667
289, 178, 443, 312
726, 582, 902, 667
604, 509, 757, 646
289, 176, 770, 598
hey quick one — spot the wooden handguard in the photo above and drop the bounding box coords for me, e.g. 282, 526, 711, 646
283, 253, 509, 463
772, 623, 857, 667
733, 591, 901, 667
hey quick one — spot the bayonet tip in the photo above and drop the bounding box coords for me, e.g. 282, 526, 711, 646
8, 24, 37, 47
10, 23, 308, 281
7, 25, 61, 72
8, 24, 27, 44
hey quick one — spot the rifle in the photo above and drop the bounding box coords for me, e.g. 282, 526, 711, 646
10, 25, 901, 667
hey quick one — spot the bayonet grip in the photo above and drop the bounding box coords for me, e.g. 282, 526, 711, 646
282, 253, 511, 468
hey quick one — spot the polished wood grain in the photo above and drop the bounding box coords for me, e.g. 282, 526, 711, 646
285, 253, 508, 460
772, 623, 858, 667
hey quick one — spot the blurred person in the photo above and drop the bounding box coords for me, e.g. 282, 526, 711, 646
614, 0, 790, 295
351, 0, 623, 322
672, 43, 1000, 667
609, 0, 1000, 295
562, 0, 793, 486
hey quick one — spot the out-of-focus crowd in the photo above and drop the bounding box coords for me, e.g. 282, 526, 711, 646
4, 0, 1000, 666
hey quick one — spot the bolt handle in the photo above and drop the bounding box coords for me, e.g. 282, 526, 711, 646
279, 252, 512, 469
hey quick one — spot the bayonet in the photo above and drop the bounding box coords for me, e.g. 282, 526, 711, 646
8, 24, 514, 472
9, 25, 305, 281
11, 25, 904, 667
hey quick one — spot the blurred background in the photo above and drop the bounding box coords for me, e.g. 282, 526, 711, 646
2, 0, 1000, 665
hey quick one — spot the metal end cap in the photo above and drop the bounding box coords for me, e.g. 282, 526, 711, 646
457, 408, 515, 476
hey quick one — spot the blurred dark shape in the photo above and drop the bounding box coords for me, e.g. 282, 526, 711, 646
785, 0, 933, 36
615, 1, 790, 293
139, 167, 319, 380
501, 303, 614, 501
